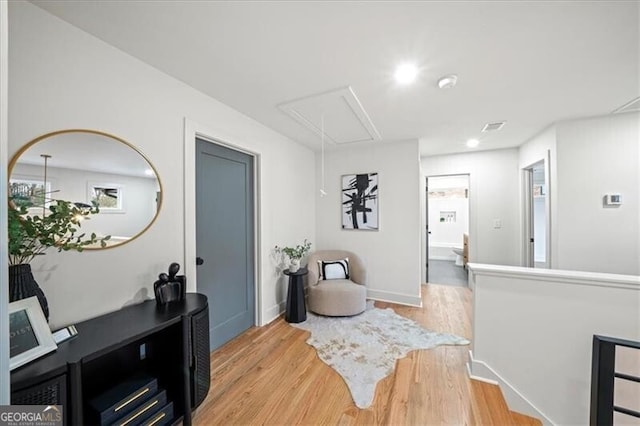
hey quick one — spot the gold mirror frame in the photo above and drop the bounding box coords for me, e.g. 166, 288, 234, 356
8, 129, 163, 250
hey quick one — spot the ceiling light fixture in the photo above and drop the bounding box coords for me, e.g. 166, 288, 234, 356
41, 154, 52, 217
437, 74, 458, 89
466, 139, 480, 148
394, 63, 418, 85
144, 169, 154, 176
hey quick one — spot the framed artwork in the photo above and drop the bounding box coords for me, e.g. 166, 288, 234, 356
342, 173, 378, 230
88, 183, 124, 212
9, 177, 52, 210
9, 296, 57, 371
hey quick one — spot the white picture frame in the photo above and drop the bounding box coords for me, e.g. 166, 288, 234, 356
342, 172, 379, 230
9, 296, 57, 371
88, 182, 124, 213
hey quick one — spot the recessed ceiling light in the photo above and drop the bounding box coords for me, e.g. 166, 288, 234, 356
437, 74, 458, 89
394, 63, 418, 85
466, 139, 480, 148
144, 169, 154, 176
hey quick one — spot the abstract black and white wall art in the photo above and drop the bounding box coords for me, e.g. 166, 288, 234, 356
342, 173, 378, 230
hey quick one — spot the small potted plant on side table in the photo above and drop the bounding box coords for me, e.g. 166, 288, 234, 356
274, 239, 311, 273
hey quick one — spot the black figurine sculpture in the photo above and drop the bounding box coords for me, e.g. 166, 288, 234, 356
154, 262, 186, 305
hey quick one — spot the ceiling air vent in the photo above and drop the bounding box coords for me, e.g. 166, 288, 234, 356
481, 121, 506, 132
612, 97, 640, 114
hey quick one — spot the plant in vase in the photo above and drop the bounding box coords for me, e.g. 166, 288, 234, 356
274, 239, 312, 273
8, 199, 111, 320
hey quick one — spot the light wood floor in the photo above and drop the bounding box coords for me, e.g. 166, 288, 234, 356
194, 284, 540, 425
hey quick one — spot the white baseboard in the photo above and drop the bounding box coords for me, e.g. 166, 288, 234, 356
264, 288, 421, 324
468, 351, 555, 425
262, 300, 286, 325
466, 362, 498, 385
367, 289, 422, 307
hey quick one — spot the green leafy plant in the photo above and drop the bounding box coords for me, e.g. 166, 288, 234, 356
274, 239, 312, 261
8, 199, 111, 265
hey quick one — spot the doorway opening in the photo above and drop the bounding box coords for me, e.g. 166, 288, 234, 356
426, 174, 470, 287
523, 159, 550, 268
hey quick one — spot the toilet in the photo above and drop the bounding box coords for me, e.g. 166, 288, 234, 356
452, 247, 464, 266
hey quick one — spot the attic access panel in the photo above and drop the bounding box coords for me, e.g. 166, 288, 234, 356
612, 96, 640, 114
278, 86, 381, 144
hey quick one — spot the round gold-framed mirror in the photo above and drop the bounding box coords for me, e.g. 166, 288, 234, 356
8, 129, 163, 250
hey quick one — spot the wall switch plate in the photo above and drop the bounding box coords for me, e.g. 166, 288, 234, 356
493, 219, 502, 229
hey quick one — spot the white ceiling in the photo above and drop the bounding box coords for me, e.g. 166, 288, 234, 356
14, 132, 157, 179
31, 1, 639, 156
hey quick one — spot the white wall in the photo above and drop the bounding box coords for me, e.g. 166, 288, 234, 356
0, 0, 9, 404
469, 264, 640, 425
429, 174, 469, 189
427, 175, 469, 250
315, 140, 422, 306
421, 149, 521, 282
555, 113, 639, 275
13, 164, 158, 238
532, 168, 546, 264
519, 126, 556, 170
519, 113, 640, 275
428, 198, 468, 246
9, 2, 315, 329
533, 196, 546, 262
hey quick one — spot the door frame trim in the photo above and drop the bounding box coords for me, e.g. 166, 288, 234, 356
521, 152, 552, 269
184, 118, 262, 326
522, 167, 534, 267
424, 173, 471, 281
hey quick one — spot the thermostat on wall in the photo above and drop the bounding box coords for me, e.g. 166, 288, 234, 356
604, 194, 622, 205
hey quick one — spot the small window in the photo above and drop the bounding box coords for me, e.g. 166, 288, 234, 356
88, 183, 124, 212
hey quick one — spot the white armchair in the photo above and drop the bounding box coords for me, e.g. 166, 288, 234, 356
307, 250, 367, 316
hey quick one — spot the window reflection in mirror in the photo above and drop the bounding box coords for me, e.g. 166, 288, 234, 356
9, 130, 162, 249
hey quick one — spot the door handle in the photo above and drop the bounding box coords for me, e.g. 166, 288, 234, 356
196, 257, 204, 266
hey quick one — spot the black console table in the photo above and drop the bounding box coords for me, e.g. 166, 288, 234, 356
284, 268, 308, 323
10, 293, 210, 426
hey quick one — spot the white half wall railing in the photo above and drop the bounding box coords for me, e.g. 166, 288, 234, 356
467, 263, 640, 426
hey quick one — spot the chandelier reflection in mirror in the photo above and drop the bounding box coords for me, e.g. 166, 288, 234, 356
9, 129, 163, 249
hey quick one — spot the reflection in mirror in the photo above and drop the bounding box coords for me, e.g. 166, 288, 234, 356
9, 130, 162, 249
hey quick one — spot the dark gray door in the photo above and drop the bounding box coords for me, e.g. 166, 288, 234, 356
196, 139, 255, 350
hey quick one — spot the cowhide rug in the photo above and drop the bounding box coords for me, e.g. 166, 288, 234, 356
290, 301, 470, 408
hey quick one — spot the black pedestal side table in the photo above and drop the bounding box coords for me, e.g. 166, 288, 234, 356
284, 267, 308, 323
